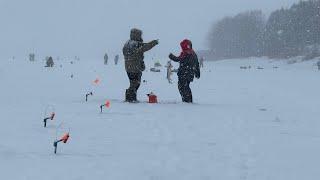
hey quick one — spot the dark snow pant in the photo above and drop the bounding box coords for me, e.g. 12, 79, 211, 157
126, 72, 142, 102
178, 78, 193, 103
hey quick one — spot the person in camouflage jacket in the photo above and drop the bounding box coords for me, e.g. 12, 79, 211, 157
123, 28, 158, 102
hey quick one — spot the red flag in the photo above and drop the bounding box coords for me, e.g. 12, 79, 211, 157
60, 133, 70, 143
105, 100, 111, 108
93, 78, 100, 85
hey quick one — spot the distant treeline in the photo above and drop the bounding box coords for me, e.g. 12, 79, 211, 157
207, 0, 320, 60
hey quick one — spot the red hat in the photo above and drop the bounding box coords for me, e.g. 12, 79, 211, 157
180, 39, 192, 51
179, 39, 194, 59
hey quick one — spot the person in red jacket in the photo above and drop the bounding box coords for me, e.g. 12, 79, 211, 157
169, 39, 200, 103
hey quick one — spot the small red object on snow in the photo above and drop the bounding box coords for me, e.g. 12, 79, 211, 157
105, 100, 111, 108
50, 112, 55, 120
147, 92, 158, 103
60, 133, 70, 143
93, 78, 100, 85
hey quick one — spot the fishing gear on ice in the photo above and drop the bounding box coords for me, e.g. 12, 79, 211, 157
100, 100, 111, 113
43, 105, 56, 127
85, 92, 93, 102
53, 132, 70, 154
53, 123, 71, 154
43, 112, 55, 127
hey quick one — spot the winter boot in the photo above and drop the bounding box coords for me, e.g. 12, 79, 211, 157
125, 89, 138, 103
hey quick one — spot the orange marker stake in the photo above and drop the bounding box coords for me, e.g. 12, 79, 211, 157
100, 100, 111, 113
44, 112, 55, 127
54, 133, 70, 154
93, 78, 100, 85
60, 133, 70, 143
105, 100, 111, 108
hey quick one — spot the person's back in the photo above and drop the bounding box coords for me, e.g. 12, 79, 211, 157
123, 39, 145, 72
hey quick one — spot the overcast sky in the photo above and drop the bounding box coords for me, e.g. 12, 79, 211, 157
0, 0, 299, 59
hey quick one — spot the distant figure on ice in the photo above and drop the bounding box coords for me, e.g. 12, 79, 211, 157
75, 56, 80, 61
122, 28, 159, 102
114, 55, 119, 65
317, 60, 320, 70
104, 53, 108, 65
29, 53, 35, 62
169, 39, 200, 103
45, 56, 54, 67
166, 60, 173, 83
199, 56, 204, 68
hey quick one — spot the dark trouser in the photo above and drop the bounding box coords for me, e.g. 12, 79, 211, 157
126, 72, 142, 102
178, 78, 193, 103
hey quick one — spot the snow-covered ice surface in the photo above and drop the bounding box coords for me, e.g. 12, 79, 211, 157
1, 57, 320, 180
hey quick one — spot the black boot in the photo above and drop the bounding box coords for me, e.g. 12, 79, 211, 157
125, 89, 132, 102
125, 89, 138, 103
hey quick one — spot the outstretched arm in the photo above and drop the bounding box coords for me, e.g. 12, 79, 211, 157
136, 40, 159, 54
169, 53, 181, 62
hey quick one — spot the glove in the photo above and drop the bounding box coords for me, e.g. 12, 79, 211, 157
169, 53, 175, 60
195, 73, 200, 79
141, 61, 146, 71
151, 39, 159, 46
195, 69, 200, 79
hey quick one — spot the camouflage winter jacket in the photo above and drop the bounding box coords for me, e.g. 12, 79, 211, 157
123, 40, 158, 73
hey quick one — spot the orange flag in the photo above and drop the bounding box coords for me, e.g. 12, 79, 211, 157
105, 100, 111, 108
93, 78, 100, 85
60, 133, 70, 143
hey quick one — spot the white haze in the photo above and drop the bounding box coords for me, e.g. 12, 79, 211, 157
0, 0, 299, 60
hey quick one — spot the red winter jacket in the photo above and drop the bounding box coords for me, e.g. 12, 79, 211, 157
169, 39, 200, 81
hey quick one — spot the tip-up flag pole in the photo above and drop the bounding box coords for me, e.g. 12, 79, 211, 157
86, 92, 93, 102
100, 100, 111, 113
54, 132, 70, 154
43, 112, 55, 128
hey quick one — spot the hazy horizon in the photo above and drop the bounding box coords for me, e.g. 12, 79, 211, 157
0, 0, 299, 60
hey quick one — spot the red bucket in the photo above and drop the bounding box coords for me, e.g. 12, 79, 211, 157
147, 93, 158, 103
